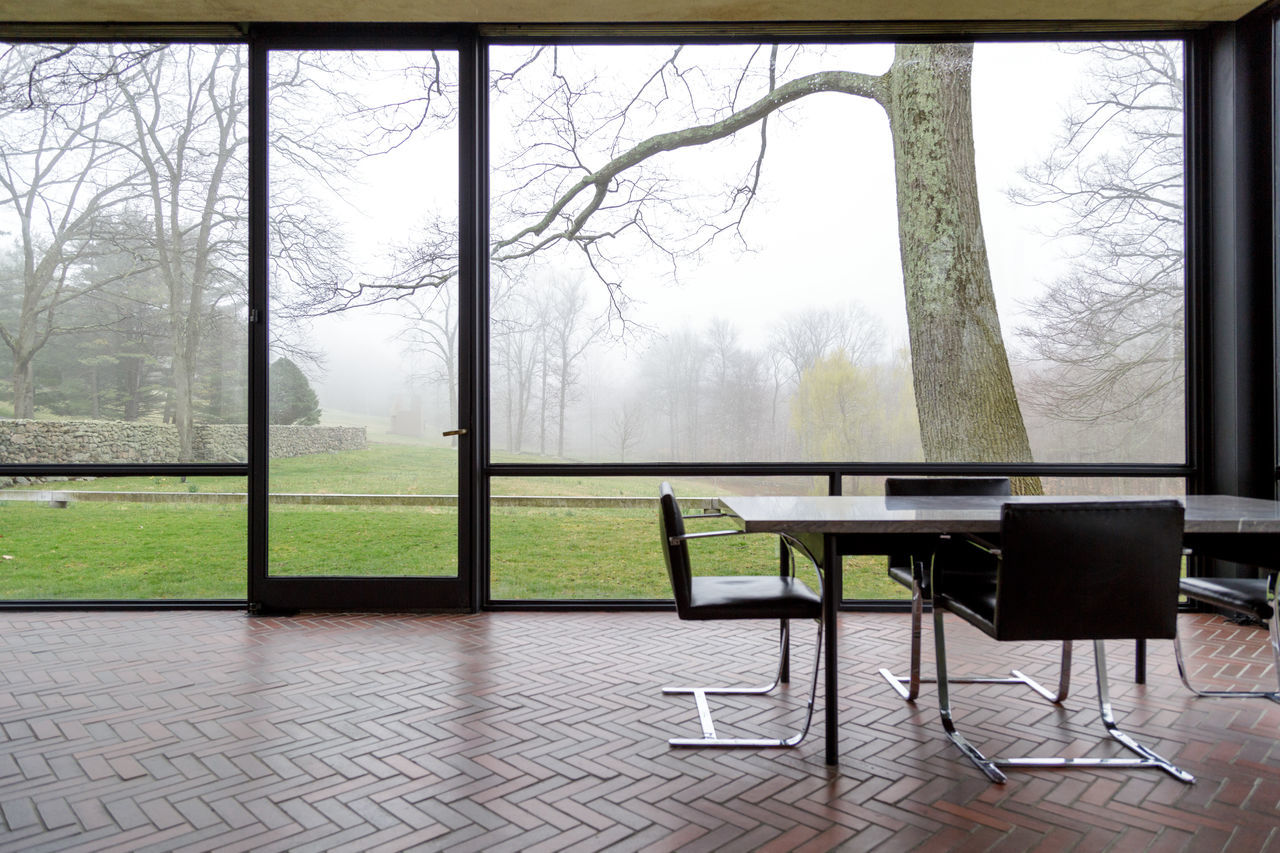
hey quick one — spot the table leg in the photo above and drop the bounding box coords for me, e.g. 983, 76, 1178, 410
824, 532, 840, 766
1135, 639, 1146, 684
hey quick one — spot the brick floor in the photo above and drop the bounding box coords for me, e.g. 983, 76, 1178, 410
0, 609, 1277, 851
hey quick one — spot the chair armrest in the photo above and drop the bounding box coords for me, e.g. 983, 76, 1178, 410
779, 533, 824, 589
668, 529, 745, 546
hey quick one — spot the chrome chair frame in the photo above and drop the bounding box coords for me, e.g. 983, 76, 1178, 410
879, 547, 1072, 704
931, 502, 1195, 785
661, 508, 825, 749
876, 477, 1071, 705
1173, 571, 1280, 703
936, 626, 1195, 784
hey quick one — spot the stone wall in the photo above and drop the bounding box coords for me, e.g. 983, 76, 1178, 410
0, 420, 366, 464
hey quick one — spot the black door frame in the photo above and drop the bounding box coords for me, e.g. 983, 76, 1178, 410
247, 26, 481, 612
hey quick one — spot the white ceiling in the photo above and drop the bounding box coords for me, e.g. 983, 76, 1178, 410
0, 0, 1267, 23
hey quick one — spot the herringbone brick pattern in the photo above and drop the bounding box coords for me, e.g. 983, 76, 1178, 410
0, 609, 1277, 851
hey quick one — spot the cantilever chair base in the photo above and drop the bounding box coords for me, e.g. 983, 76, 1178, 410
665, 618, 823, 749
939, 639, 1194, 784
879, 658, 1071, 704
879, 477, 1016, 703
931, 502, 1195, 786
879, 565, 1072, 704
1174, 616, 1280, 703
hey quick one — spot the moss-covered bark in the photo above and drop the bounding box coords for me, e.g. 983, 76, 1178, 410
882, 44, 1037, 489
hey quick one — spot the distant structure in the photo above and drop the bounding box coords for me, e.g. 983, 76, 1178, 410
389, 394, 425, 438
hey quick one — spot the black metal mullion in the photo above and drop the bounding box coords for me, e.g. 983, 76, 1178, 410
487, 462, 1194, 479
247, 34, 270, 612
460, 30, 488, 613
1185, 31, 1211, 498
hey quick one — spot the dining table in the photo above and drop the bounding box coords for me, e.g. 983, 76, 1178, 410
717, 492, 1280, 766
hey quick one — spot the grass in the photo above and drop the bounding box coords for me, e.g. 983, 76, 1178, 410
0, 502, 247, 599
2, 442, 898, 601
489, 505, 894, 600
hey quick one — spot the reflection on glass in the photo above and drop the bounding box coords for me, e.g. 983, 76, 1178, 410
486, 42, 1185, 466
266, 49, 459, 579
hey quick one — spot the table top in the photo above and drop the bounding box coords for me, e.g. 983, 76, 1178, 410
719, 493, 1280, 535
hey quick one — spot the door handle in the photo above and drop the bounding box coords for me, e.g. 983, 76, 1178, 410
443, 428, 468, 437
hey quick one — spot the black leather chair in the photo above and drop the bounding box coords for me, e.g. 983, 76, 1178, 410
931, 500, 1194, 784
657, 482, 824, 748
879, 477, 1071, 704
1175, 573, 1280, 702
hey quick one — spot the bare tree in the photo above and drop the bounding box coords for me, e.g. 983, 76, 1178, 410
490, 272, 543, 453
0, 43, 163, 113
611, 398, 645, 463
539, 273, 606, 457
770, 304, 881, 384
641, 326, 706, 461
117, 44, 248, 460
0, 45, 145, 417
287, 43, 1036, 473
494, 44, 1035, 469
1011, 42, 1183, 452
398, 283, 459, 438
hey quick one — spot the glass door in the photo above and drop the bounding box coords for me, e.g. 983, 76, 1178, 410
252, 41, 471, 610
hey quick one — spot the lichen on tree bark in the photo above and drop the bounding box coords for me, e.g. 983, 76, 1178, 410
881, 44, 1036, 489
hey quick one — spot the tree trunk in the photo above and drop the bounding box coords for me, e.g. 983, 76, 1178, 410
883, 43, 1039, 492
171, 335, 195, 461
12, 359, 34, 419
556, 344, 568, 458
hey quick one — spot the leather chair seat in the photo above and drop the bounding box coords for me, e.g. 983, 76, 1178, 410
887, 564, 914, 590
686, 576, 822, 621
891, 561, 996, 597
934, 575, 998, 628
1180, 576, 1274, 621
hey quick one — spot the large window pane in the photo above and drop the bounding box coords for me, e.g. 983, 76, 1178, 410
0, 43, 248, 463
485, 475, 911, 601
266, 49, 459, 579
0, 477, 246, 599
0, 42, 248, 602
486, 41, 1185, 466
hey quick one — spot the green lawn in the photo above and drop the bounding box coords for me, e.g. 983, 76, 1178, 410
1, 442, 897, 601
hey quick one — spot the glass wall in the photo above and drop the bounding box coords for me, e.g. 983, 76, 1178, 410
479, 38, 1186, 601
0, 43, 249, 462
0, 32, 1193, 606
0, 42, 249, 600
0, 478, 247, 599
490, 475, 834, 600
482, 41, 1185, 468
265, 49, 460, 581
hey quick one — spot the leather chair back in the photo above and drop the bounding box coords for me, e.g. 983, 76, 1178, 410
885, 477, 1011, 577
994, 500, 1184, 642
658, 482, 693, 617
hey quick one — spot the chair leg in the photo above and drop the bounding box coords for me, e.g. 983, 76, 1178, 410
935, 618, 1195, 784
878, 569, 928, 700
882, 565, 1070, 704
666, 618, 823, 748
1174, 612, 1280, 703
933, 603, 1007, 782
1000, 642, 1195, 783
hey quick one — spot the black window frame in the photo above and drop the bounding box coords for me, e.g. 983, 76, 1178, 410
0, 18, 1271, 610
